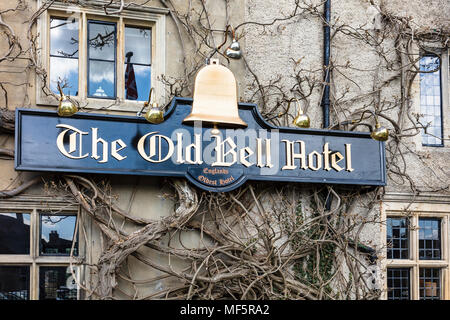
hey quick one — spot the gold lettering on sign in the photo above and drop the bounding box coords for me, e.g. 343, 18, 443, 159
56, 124, 88, 159
331, 152, 344, 171
185, 134, 203, 165
239, 147, 254, 168
176, 132, 184, 164
282, 140, 307, 170
91, 128, 108, 163
323, 143, 331, 171
212, 136, 237, 167
111, 139, 127, 161
256, 138, 274, 168
345, 144, 354, 172
137, 132, 174, 163
308, 151, 322, 171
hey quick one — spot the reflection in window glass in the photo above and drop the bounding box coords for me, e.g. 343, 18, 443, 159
0, 213, 30, 254
419, 218, 441, 260
419, 268, 440, 300
420, 55, 443, 146
386, 217, 409, 259
50, 17, 79, 96
39, 266, 77, 300
88, 20, 116, 98
124, 26, 151, 101
0, 266, 29, 300
387, 268, 410, 300
40, 214, 78, 256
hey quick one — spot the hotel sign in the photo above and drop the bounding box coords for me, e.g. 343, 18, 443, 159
15, 97, 386, 192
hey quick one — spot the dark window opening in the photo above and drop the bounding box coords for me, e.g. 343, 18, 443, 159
386, 217, 409, 259
0, 266, 30, 300
387, 268, 410, 300
0, 213, 31, 254
39, 266, 77, 300
419, 268, 441, 300
419, 218, 441, 260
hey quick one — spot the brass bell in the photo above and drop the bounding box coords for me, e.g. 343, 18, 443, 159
144, 87, 164, 124
225, 39, 242, 59
371, 122, 389, 141
291, 99, 310, 128
57, 83, 77, 117
183, 58, 247, 129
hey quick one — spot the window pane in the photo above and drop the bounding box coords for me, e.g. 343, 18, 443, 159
0, 213, 30, 254
386, 217, 409, 259
50, 56, 79, 96
89, 60, 115, 98
125, 27, 151, 65
419, 268, 440, 300
88, 21, 116, 61
40, 214, 78, 256
0, 266, 29, 300
39, 266, 78, 300
419, 218, 441, 260
420, 55, 443, 146
50, 18, 79, 58
50, 17, 79, 96
124, 26, 151, 101
387, 268, 410, 300
124, 64, 151, 101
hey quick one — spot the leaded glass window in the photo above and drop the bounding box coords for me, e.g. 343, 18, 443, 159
0, 208, 80, 300
39, 266, 78, 300
387, 268, 410, 300
0, 266, 30, 300
40, 214, 78, 256
419, 268, 441, 300
420, 55, 443, 146
124, 26, 152, 101
419, 218, 441, 260
88, 20, 117, 99
50, 17, 79, 96
0, 213, 30, 254
387, 217, 409, 259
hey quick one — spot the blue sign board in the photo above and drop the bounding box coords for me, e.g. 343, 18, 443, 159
15, 97, 386, 192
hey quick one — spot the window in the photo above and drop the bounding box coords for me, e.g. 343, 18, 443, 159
382, 199, 449, 300
37, 2, 167, 111
419, 218, 441, 260
386, 217, 409, 259
49, 17, 79, 96
419, 268, 441, 300
0, 210, 80, 300
387, 268, 410, 300
419, 55, 444, 146
124, 26, 152, 101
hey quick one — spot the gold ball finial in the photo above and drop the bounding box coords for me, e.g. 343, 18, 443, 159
56, 82, 78, 117
291, 98, 310, 128
143, 88, 164, 124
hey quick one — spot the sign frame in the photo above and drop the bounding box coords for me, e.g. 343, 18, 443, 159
15, 97, 386, 192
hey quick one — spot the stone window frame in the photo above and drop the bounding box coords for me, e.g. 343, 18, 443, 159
35, 0, 168, 113
381, 195, 450, 300
0, 195, 83, 300
412, 48, 449, 150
